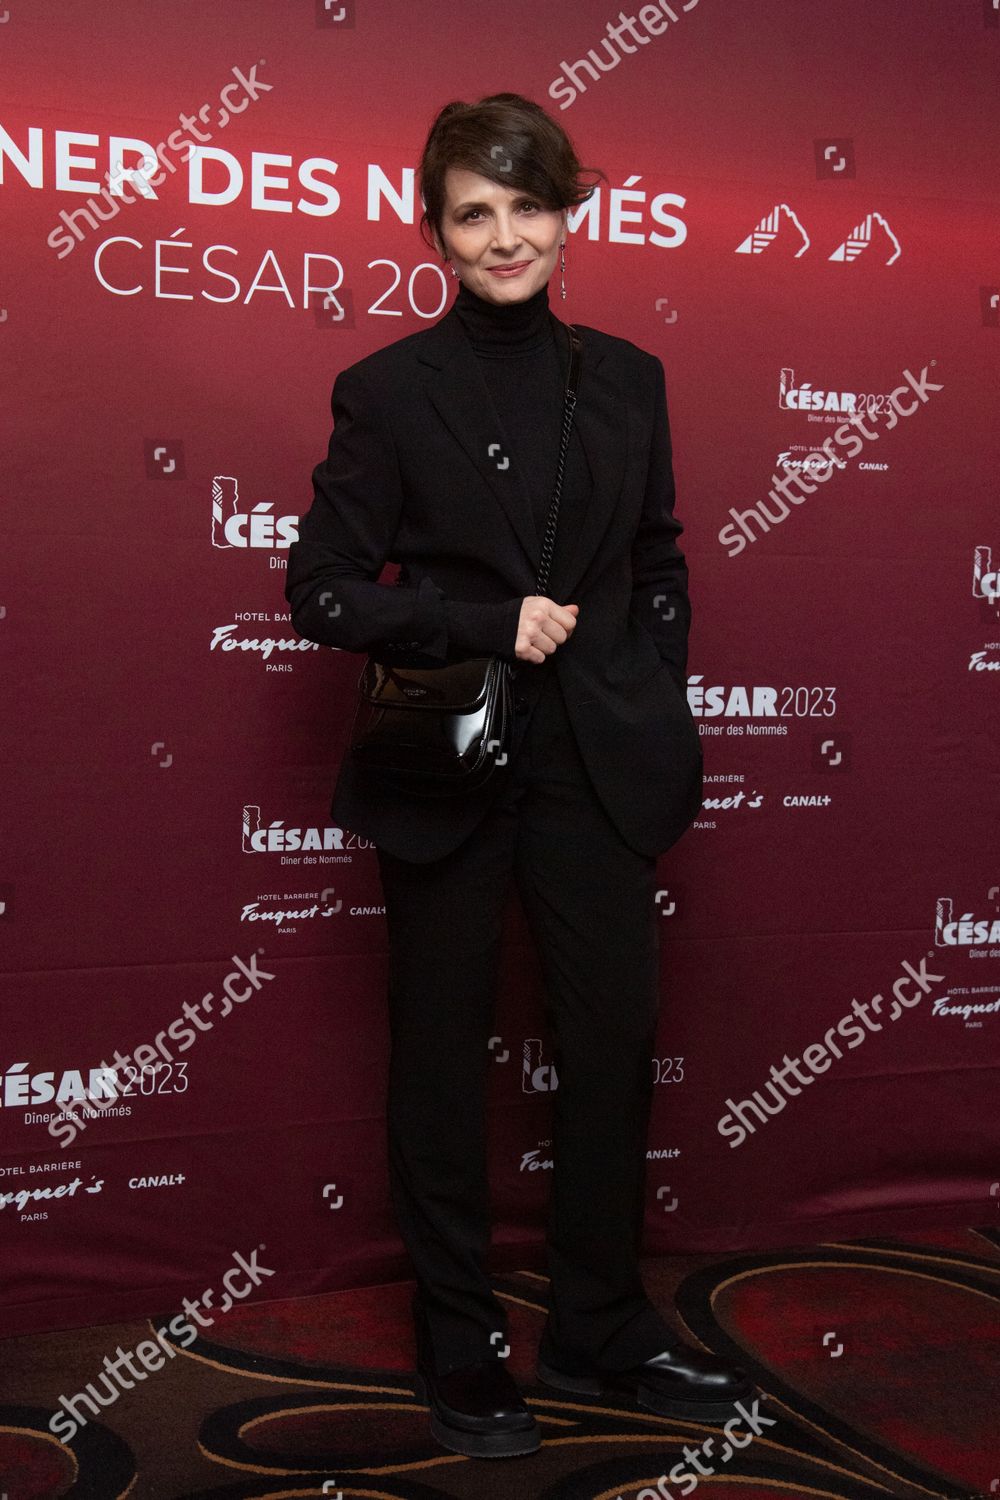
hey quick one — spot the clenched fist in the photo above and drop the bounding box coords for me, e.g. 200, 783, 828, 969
515, 596, 579, 664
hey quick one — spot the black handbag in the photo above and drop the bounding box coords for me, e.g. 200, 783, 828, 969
348, 320, 584, 798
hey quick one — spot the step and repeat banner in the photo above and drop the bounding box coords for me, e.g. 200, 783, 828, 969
2, 0, 998, 1338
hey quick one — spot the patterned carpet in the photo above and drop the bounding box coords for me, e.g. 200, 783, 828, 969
1, 1226, 998, 1499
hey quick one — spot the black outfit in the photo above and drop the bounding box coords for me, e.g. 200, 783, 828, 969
286, 280, 702, 1377
449, 278, 592, 546
286, 281, 702, 866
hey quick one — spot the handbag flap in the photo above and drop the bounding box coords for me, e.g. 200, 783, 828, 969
359, 656, 499, 712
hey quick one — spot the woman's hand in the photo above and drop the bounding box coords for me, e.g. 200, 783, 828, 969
514, 597, 579, 664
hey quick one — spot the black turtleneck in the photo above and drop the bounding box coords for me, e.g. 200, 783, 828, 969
436, 279, 593, 660
452, 278, 555, 356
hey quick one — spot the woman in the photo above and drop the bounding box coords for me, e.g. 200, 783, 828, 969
286, 92, 752, 1459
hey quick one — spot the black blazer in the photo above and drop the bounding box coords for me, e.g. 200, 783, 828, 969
285, 299, 703, 863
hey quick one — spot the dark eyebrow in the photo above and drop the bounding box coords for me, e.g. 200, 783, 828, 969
451, 196, 535, 213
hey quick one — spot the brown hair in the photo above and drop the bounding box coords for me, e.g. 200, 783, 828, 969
417, 91, 606, 254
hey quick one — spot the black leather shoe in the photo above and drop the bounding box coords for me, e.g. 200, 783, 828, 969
413, 1357, 541, 1457
536, 1337, 756, 1423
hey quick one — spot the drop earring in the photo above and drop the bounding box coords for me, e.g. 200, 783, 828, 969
560, 239, 566, 300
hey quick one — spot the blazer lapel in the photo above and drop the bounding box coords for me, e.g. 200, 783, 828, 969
417, 301, 629, 602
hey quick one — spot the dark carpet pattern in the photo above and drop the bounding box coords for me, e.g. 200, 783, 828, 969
1, 1227, 997, 1499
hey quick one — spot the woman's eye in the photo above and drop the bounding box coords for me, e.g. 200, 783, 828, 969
460, 202, 540, 223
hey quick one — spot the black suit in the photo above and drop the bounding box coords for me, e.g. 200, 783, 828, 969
285, 300, 703, 864
286, 299, 701, 1376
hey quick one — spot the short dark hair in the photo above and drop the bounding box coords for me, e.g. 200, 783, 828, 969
417, 91, 606, 254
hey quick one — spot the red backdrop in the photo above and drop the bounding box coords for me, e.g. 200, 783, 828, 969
2, 0, 998, 1338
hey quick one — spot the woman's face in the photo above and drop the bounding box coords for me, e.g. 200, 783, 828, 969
434, 166, 566, 305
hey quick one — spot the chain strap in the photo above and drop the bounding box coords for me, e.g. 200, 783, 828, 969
534, 323, 582, 598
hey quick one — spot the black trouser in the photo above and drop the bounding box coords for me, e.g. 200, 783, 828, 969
375, 665, 675, 1376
